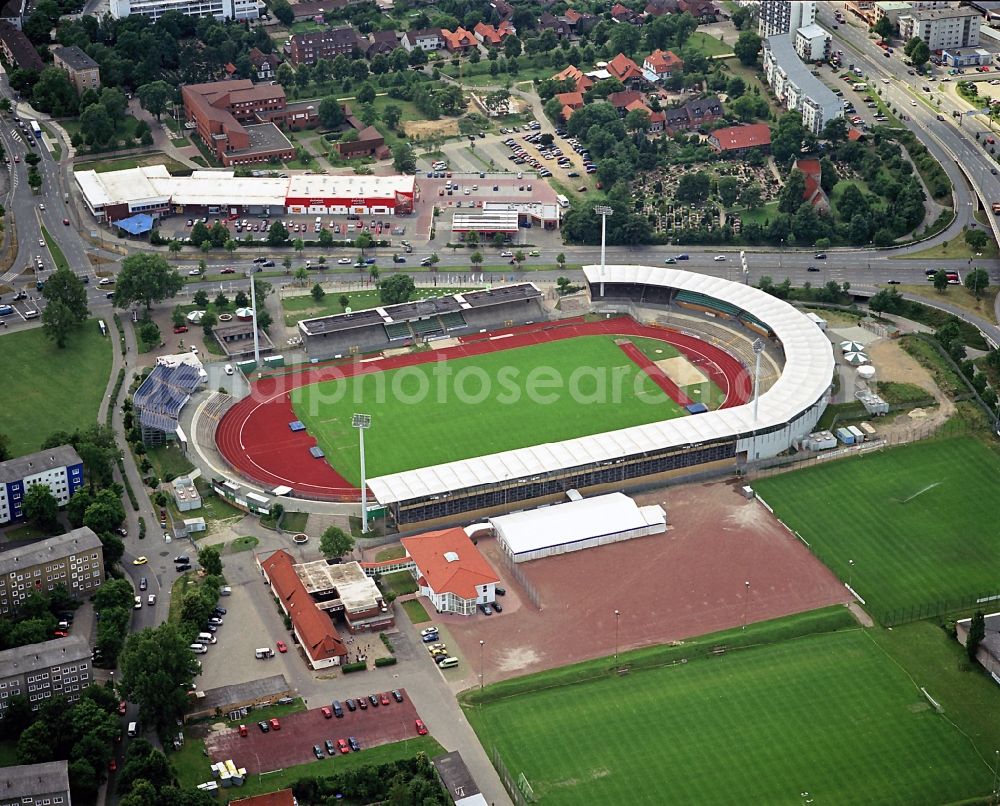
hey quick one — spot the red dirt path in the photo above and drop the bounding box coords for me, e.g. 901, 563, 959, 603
617, 340, 694, 407
215, 317, 753, 499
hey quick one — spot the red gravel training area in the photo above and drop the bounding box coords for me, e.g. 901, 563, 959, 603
618, 340, 693, 407
440, 481, 850, 684
203, 697, 419, 774
214, 317, 752, 498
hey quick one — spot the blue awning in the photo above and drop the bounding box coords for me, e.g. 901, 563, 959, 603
113, 213, 154, 235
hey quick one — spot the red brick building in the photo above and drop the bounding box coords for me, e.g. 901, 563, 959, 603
708, 123, 772, 155
287, 25, 363, 66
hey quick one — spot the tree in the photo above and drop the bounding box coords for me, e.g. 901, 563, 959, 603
267, 221, 289, 246
113, 254, 183, 311
676, 172, 711, 204
200, 310, 217, 337
470, 250, 483, 268
717, 176, 739, 207
624, 107, 650, 134
318, 95, 345, 129
311, 282, 325, 302
193, 290, 208, 307
40, 266, 89, 347
197, 546, 223, 577
392, 143, 416, 174
822, 117, 849, 143
771, 112, 806, 163
100, 88, 127, 127
0, 695, 33, 740
964, 229, 989, 253
874, 15, 894, 40
320, 525, 355, 558
137, 80, 173, 120
339, 294, 350, 310
967, 611, 986, 662
119, 623, 200, 735
79, 103, 114, 148
271, 0, 293, 24
965, 267, 990, 300
294, 266, 309, 285
778, 170, 807, 214
23, 483, 59, 532
733, 31, 762, 66
83, 489, 125, 535
934, 269, 948, 294
382, 104, 402, 131
740, 183, 763, 210
909, 40, 930, 69
378, 274, 415, 305
356, 83, 376, 104
356, 231, 374, 254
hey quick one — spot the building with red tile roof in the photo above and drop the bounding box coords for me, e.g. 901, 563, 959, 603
473, 20, 514, 46
259, 550, 348, 669
556, 90, 585, 120
708, 123, 772, 154
401, 528, 500, 616
608, 89, 646, 112
610, 2, 642, 23
607, 52, 646, 87
643, 48, 684, 80
552, 64, 594, 94
795, 158, 831, 214
441, 26, 478, 53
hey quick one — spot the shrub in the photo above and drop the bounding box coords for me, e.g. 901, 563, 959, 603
374, 656, 397, 668
341, 661, 368, 674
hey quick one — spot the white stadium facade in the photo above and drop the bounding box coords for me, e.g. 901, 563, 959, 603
367, 266, 834, 527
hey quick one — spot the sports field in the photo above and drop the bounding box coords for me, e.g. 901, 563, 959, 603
754, 437, 1000, 620
291, 335, 689, 482
465, 613, 993, 805
0, 322, 112, 454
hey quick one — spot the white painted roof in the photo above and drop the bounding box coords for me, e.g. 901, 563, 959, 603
286, 173, 415, 200
490, 492, 665, 557
366, 265, 834, 505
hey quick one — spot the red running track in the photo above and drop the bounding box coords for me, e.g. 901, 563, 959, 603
214, 317, 753, 500
617, 341, 694, 408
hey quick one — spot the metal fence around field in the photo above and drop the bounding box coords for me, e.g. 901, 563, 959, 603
876, 591, 1000, 628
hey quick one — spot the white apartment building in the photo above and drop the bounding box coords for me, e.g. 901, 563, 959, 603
0, 636, 92, 714
0, 445, 83, 525
763, 34, 843, 135
795, 22, 831, 62
898, 6, 981, 51
758, 0, 815, 37
109, 0, 258, 21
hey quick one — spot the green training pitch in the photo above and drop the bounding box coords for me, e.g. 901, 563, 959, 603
0, 322, 112, 455
465, 626, 993, 805
291, 335, 687, 483
754, 437, 1000, 620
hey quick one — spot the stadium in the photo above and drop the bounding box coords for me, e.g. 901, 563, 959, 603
209, 266, 834, 528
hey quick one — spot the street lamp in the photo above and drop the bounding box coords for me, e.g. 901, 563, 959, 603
479, 639, 485, 689
352, 414, 372, 533
742, 581, 751, 630
848, 559, 855, 590
594, 205, 613, 298
614, 609, 621, 664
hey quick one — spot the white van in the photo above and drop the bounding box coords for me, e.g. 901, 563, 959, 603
190, 643, 207, 654
556, 194, 570, 209
127, 721, 138, 737
438, 656, 459, 669
198, 632, 217, 645
255, 647, 274, 659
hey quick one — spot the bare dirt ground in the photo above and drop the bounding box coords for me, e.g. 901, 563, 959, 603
404, 119, 460, 139
656, 355, 708, 386
863, 339, 954, 438
440, 480, 849, 686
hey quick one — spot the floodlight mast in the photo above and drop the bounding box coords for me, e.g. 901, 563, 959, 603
352, 414, 372, 533
594, 206, 613, 297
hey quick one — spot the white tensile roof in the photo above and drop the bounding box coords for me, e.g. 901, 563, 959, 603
366, 265, 834, 505
489, 492, 665, 557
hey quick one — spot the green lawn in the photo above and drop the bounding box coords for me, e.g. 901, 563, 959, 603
292, 335, 688, 483
0, 323, 112, 455
146, 445, 195, 479
466, 620, 995, 805
400, 598, 430, 624
754, 437, 1000, 622
375, 545, 406, 561
280, 510, 309, 533
171, 734, 444, 798
891, 228, 999, 260
229, 535, 259, 553
688, 30, 733, 57
39, 226, 69, 272
282, 287, 481, 326
380, 570, 418, 598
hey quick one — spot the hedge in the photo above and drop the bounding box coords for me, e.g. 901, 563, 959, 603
341, 661, 368, 674
374, 656, 397, 668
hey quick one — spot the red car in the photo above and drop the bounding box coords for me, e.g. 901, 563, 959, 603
415, 719, 428, 736
379, 692, 390, 706
109, 759, 117, 772
220, 267, 236, 274
321, 706, 332, 718
173, 325, 188, 334
239, 724, 248, 736
269, 718, 280, 731
357, 697, 368, 710
336, 738, 349, 754
276, 640, 287, 653
62, 218, 69, 226
118, 700, 127, 715
53, 630, 68, 638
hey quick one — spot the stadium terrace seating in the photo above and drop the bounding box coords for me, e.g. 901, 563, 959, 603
410, 317, 444, 338
384, 321, 412, 341
439, 312, 468, 331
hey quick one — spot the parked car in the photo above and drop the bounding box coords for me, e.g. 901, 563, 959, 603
379, 692, 390, 706
391, 690, 403, 703
313, 745, 324, 759
415, 719, 428, 736
348, 736, 361, 752
337, 738, 350, 754
324, 739, 335, 755
479, 603, 493, 615
276, 640, 287, 653
368, 694, 379, 707
420, 627, 439, 637
258, 721, 269, 733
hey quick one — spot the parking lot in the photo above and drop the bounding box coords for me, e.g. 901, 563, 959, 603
203, 694, 421, 774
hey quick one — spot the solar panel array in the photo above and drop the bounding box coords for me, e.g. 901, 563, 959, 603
135, 363, 202, 432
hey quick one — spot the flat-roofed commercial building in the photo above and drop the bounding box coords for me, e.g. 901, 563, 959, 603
110, 0, 258, 21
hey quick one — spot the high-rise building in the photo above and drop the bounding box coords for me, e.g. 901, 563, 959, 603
0, 636, 93, 714
0, 528, 104, 615
0, 445, 83, 526
758, 1, 816, 38
898, 6, 980, 51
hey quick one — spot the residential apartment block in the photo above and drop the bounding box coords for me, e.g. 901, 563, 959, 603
109, 0, 257, 21
763, 34, 842, 135
0, 528, 104, 615
758, 0, 816, 38
287, 26, 362, 65
0, 635, 93, 714
0, 20, 41, 71
52, 45, 101, 93
0, 760, 72, 806
898, 6, 980, 51
794, 22, 831, 62
0, 445, 83, 526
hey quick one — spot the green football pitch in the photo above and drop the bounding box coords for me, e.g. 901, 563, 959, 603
466, 622, 994, 805
754, 437, 1000, 621
291, 335, 693, 483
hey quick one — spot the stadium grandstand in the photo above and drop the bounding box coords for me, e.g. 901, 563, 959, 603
366, 266, 834, 527
298, 282, 544, 360
133, 359, 205, 446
